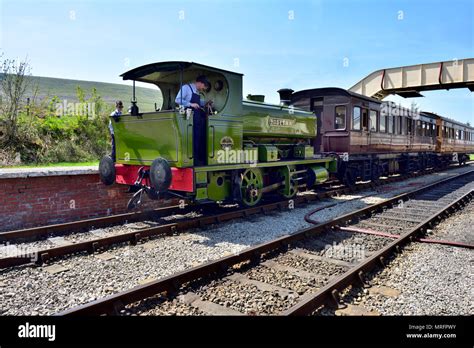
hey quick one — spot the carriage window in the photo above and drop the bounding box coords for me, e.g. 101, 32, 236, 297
334, 106, 346, 130
369, 110, 378, 132
352, 107, 361, 130
388, 116, 393, 133
398, 117, 403, 135
417, 121, 422, 136
407, 119, 413, 134
380, 114, 386, 132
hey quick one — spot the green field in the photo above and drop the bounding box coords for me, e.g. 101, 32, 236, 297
20, 75, 162, 112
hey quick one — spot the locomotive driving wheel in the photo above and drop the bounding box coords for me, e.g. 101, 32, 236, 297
277, 166, 298, 199
236, 168, 263, 206
282, 178, 298, 199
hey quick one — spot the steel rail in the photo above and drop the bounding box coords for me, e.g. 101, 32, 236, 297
0, 167, 462, 269
3, 162, 472, 244
0, 202, 181, 242
57, 169, 474, 316
283, 189, 473, 315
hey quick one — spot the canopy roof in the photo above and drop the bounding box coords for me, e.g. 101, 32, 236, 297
120, 61, 243, 84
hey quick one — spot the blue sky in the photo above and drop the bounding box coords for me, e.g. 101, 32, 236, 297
1, 0, 473, 123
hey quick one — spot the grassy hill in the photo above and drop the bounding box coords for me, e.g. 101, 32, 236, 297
21, 75, 162, 112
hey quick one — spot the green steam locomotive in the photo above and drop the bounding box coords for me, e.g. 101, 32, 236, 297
99, 61, 337, 209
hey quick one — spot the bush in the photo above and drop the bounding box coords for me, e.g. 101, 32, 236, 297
1, 87, 114, 165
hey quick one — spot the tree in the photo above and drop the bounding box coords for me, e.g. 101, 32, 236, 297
0, 54, 32, 143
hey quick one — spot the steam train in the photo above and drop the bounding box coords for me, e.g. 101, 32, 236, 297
98, 61, 474, 209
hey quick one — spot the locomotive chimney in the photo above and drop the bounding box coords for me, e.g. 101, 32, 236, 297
277, 88, 294, 106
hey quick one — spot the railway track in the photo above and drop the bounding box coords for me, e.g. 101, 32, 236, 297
58, 169, 474, 316
0, 165, 470, 270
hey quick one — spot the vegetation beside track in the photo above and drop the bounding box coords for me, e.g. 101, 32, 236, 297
0, 55, 160, 166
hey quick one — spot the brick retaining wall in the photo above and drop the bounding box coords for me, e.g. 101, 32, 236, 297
0, 167, 171, 232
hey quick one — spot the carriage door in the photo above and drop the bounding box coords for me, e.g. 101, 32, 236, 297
407, 118, 414, 150
361, 108, 369, 150
311, 98, 323, 153
435, 120, 442, 152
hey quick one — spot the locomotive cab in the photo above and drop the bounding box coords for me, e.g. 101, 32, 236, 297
113, 62, 245, 169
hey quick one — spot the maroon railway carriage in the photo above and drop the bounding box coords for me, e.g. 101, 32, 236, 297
289, 87, 474, 186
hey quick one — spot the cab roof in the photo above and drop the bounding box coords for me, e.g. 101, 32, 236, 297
120, 61, 243, 83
